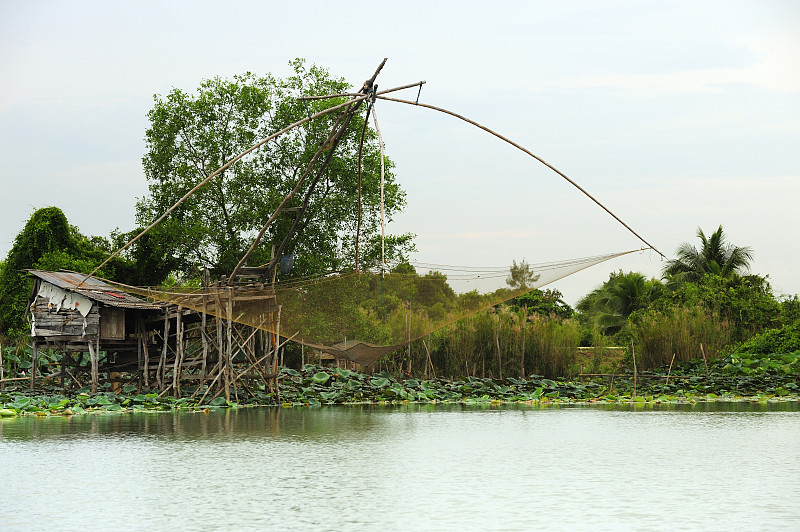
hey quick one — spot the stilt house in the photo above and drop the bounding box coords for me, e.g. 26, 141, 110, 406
26, 270, 163, 389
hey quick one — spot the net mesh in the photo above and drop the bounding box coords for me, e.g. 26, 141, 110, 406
112, 250, 635, 365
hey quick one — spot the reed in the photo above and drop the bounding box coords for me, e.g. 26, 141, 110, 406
381, 308, 582, 379
630, 305, 733, 369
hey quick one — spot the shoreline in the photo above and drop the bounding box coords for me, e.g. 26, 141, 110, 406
2, 358, 798, 417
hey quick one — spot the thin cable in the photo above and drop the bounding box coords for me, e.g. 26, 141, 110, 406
79, 94, 369, 288
372, 102, 387, 278
376, 95, 665, 258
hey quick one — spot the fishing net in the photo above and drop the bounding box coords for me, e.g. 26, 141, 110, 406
86, 63, 658, 367
113, 250, 634, 365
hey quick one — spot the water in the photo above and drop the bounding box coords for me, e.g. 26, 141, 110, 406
1, 402, 798, 531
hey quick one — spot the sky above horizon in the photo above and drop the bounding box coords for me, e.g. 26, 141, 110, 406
1, 0, 798, 304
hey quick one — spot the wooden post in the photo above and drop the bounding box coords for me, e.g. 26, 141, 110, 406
0, 340, 4, 391
631, 341, 637, 398
495, 316, 502, 380
88, 340, 98, 393
201, 299, 208, 382
225, 289, 233, 402
30, 341, 38, 390
666, 353, 676, 385
521, 306, 527, 378
700, 343, 709, 377
172, 306, 183, 398
158, 312, 169, 390
137, 319, 143, 393
273, 304, 282, 403
141, 321, 150, 388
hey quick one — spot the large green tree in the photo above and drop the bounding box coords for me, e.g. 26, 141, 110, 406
138, 59, 413, 280
663, 225, 753, 284
0, 207, 149, 335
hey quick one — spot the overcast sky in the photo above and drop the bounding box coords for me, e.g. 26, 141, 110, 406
1, 0, 798, 304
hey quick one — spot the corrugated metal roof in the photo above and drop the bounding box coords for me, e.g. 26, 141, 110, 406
27, 270, 162, 310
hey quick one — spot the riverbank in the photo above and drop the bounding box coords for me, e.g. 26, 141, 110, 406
1, 351, 797, 417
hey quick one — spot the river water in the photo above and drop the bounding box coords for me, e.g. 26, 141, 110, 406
1, 402, 798, 531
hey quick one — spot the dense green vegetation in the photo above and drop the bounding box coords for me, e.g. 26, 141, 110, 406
0, 61, 797, 403
139, 59, 412, 279
1, 351, 796, 417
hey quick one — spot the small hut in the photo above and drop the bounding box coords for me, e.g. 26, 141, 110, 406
26, 270, 163, 391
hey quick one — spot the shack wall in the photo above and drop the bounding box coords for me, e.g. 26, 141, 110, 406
31, 293, 100, 340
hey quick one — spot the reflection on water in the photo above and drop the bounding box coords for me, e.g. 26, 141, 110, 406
1, 402, 798, 531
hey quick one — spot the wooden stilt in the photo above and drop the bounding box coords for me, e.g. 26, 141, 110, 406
137, 319, 143, 393
521, 305, 527, 378
30, 341, 38, 390
158, 312, 169, 390
142, 329, 150, 389
225, 290, 233, 402
88, 340, 98, 393
216, 307, 224, 398
173, 306, 183, 398
201, 299, 208, 383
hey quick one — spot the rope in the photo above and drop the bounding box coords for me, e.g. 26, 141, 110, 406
78, 94, 370, 289
376, 95, 665, 258
371, 102, 387, 278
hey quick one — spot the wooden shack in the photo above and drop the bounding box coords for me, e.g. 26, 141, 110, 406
26, 269, 163, 391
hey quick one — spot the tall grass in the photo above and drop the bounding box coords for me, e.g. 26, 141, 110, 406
629, 305, 733, 369
380, 307, 583, 379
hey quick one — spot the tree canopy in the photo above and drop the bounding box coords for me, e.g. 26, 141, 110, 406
137, 59, 413, 280
663, 225, 753, 284
577, 270, 664, 335
0, 208, 143, 335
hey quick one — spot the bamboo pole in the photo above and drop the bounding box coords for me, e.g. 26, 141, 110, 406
666, 353, 676, 385
141, 319, 150, 388
376, 95, 664, 258
30, 341, 38, 390
80, 93, 373, 288
158, 312, 169, 390
372, 103, 387, 277
88, 340, 98, 393
172, 306, 183, 398
273, 305, 282, 403
631, 341, 637, 398
201, 297, 208, 383
521, 306, 527, 378
700, 343, 709, 377
137, 319, 143, 393
225, 290, 233, 402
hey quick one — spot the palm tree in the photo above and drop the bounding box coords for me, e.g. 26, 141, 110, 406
663, 226, 753, 284
578, 271, 663, 334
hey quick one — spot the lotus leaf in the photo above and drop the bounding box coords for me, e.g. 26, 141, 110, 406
312, 371, 331, 384
370, 377, 389, 388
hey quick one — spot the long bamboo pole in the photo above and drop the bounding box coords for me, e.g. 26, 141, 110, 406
78, 95, 370, 288
376, 95, 665, 257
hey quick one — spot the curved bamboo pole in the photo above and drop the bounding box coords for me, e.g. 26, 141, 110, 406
376, 95, 665, 258
78, 94, 370, 288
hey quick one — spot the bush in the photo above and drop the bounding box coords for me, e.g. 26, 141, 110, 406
733, 319, 800, 355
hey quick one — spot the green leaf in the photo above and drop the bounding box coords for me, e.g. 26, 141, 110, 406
370, 377, 389, 388
311, 371, 331, 384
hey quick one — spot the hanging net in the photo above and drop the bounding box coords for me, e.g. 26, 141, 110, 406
112, 250, 636, 365
85, 62, 659, 367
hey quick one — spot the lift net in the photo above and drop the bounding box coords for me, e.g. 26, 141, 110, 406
114, 250, 634, 366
